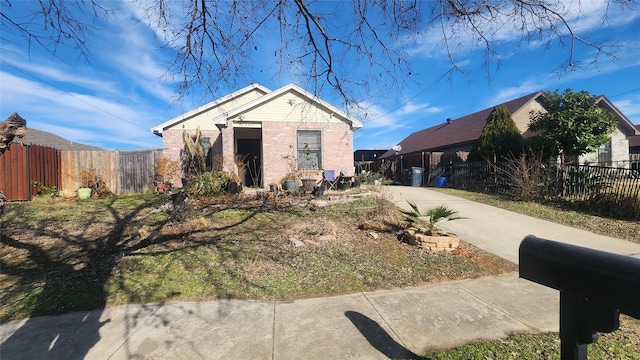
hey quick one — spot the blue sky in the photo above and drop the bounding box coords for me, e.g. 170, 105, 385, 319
1, 1, 639, 151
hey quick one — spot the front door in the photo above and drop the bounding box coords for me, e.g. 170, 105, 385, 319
236, 138, 262, 187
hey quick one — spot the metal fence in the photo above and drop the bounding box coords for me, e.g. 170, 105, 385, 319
430, 162, 640, 219
0, 144, 61, 201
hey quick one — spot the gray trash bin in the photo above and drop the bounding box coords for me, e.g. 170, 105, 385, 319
410, 167, 424, 186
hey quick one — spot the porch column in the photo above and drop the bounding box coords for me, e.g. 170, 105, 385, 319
220, 125, 235, 173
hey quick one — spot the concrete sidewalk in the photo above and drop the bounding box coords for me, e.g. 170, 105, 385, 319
2, 186, 639, 359
0, 273, 557, 359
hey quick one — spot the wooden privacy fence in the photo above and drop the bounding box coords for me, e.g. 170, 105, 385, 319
0, 143, 61, 201
60, 149, 163, 196
1, 146, 163, 200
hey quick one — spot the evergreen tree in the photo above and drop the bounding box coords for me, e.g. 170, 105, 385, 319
468, 105, 524, 162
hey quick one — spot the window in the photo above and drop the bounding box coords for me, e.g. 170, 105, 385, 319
201, 137, 212, 171
297, 130, 321, 170
597, 142, 611, 165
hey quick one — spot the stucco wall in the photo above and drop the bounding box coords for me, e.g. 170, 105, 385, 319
511, 99, 546, 134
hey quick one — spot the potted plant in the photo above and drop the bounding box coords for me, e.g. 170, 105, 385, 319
282, 172, 299, 192
77, 168, 96, 199
281, 149, 300, 192
400, 201, 467, 252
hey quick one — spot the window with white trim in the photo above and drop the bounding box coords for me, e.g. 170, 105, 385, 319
297, 130, 321, 170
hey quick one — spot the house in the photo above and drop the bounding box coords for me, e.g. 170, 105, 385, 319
354, 149, 389, 174
380, 91, 639, 172
150, 83, 363, 188
629, 125, 640, 170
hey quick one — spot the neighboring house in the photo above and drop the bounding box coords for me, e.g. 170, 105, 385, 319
380, 91, 639, 170
13, 128, 103, 151
354, 149, 389, 174
629, 125, 640, 170
150, 83, 363, 188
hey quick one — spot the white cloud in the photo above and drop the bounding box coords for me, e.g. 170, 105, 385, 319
485, 80, 547, 106
408, 0, 637, 61
613, 96, 640, 123
396, 101, 442, 116
0, 71, 164, 149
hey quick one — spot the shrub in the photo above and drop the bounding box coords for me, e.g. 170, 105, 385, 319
400, 201, 466, 235
185, 170, 230, 196
31, 181, 59, 198
154, 156, 180, 183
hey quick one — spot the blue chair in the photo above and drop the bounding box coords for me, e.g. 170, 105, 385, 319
323, 170, 339, 190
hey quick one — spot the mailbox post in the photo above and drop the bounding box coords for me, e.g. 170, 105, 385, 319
519, 235, 640, 360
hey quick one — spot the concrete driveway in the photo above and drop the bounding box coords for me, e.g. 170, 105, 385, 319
382, 185, 640, 263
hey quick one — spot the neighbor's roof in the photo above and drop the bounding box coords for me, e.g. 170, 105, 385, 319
381, 91, 543, 158
595, 95, 639, 136
211, 83, 363, 130
12, 128, 102, 151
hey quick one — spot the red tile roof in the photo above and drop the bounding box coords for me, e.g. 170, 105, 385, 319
382, 91, 542, 158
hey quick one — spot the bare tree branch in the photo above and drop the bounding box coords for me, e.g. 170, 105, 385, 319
2, 0, 636, 104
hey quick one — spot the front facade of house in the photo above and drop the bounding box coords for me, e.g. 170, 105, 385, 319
381, 91, 639, 171
150, 84, 363, 188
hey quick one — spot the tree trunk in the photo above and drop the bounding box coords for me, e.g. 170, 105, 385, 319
0, 112, 28, 216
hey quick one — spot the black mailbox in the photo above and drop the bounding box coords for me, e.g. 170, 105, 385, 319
519, 235, 640, 360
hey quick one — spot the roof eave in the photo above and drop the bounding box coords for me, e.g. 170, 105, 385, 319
218, 83, 364, 129
149, 83, 271, 134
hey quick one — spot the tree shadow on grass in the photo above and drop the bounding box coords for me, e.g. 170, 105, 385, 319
345, 311, 418, 359
0, 196, 264, 359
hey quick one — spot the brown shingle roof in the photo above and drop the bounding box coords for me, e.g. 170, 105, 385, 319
12, 128, 103, 151
382, 91, 542, 158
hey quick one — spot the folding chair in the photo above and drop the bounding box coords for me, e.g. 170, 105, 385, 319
323, 170, 339, 190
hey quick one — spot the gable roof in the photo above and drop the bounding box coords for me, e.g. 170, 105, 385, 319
381, 91, 542, 158
150, 83, 271, 135
211, 83, 363, 130
150, 83, 363, 134
12, 128, 102, 151
595, 96, 639, 136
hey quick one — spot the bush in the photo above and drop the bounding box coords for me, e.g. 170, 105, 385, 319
494, 152, 550, 201
31, 181, 59, 198
185, 170, 230, 196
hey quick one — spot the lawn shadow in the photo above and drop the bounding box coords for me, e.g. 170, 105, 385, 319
0, 196, 263, 359
344, 310, 418, 359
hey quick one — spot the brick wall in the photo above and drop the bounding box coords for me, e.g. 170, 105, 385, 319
161, 128, 222, 186
262, 121, 354, 187
161, 121, 355, 189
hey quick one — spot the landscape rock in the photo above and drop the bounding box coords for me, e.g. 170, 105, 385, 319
404, 227, 460, 252
317, 234, 337, 242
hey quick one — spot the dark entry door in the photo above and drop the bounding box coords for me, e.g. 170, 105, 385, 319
236, 139, 262, 187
